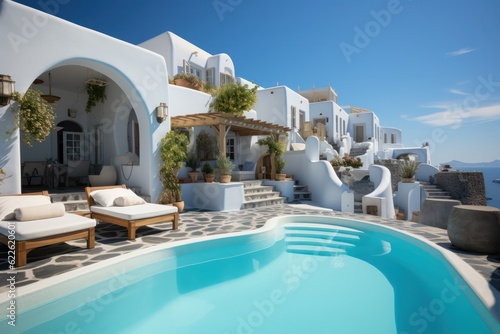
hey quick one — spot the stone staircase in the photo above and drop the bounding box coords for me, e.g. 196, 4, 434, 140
354, 202, 363, 214
419, 181, 452, 200
349, 145, 369, 157
50, 192, 89, 213
50, 189, 151, 213
293, 180, 311, 201
241, 180, 286, 209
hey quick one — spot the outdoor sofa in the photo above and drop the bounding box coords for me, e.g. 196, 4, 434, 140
0, 191, 96, 267
85, 185, 179, 240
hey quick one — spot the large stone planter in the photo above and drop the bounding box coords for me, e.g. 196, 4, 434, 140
447, 205, 500, 254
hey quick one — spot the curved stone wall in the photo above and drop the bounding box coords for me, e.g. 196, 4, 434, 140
435, 171, 486, 205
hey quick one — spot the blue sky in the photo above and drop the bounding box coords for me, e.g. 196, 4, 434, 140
14, 0, 500, 164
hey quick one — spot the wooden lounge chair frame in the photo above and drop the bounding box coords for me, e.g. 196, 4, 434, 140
85, 185, 179, 240
0, 191, 95, 267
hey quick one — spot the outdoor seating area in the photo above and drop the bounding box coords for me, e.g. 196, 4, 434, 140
0, 191, 96, 267
85, 184, 179, 240
21, 160, 112, 190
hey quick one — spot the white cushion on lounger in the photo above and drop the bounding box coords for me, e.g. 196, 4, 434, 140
0, 213, 96, 240
90, 188, 139, 207
114, 195, 146, 207
15, 202, 66, 221
90, 203, 178, 221
0, 195, 51, 221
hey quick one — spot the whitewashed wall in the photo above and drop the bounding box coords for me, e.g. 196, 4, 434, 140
0, 1, 170, 200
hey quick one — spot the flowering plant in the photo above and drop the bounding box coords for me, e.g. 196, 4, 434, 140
11, 89, 55, 146
330, 155, 363, 168
330, 156, 344, 167
343, 154, 363, 168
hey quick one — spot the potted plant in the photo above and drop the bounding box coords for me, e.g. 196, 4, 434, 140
257, 134, 287, 180
274, 155, 286, 181
85, 82, 107, 112
159, 130, 189, 211
401, 159, 418, 182
343, 154, 363, 169
160, 130, 189, 176
185, 149, 200, 182
196, 130, 219, 161
210, 82, 259, 116
202, 162, 215, 183
10, 89, 56, 146
216, 155, 234, 183
330, 156, 344, 172
173, 73, 203, 91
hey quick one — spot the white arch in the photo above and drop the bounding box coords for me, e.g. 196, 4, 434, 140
0, 2, 170, 199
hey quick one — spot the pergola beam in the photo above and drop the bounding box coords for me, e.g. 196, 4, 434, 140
171, 112, 291, 158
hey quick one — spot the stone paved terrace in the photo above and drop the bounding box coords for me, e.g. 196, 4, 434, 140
0, 204, 499, 294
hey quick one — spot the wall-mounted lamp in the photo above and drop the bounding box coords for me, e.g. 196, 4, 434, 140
0, 74, 16, 106
156, 103, 168, 123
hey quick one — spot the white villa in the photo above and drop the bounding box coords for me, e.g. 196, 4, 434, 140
0, 1, 436, 218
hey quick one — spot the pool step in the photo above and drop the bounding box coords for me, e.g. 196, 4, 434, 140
284, 223, 364, 255
287, 245, 346, 256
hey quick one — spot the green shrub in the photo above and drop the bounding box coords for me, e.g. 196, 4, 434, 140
210, 82, 258, 116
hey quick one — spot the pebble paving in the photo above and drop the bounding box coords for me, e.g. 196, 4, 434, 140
1, 203, 499, 294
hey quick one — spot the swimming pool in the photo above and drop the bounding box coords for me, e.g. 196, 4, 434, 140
1, 215, 499, 333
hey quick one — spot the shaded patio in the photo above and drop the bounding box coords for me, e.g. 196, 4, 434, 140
171, 112, 291, 157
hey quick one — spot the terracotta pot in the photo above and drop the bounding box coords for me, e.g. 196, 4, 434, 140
275, 173, 286, 181
172, 201, 184, 213
174, 78, 202, 91
204, 173, 215, 183
402, 177, 416, 183
220, 174, 231, 183
188, 171, 199, 183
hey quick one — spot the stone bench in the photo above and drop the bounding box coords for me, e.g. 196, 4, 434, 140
447, 205, 500, 254
418, 198, 462, 229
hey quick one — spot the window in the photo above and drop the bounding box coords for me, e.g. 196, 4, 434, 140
291, 106, 296, 128
220, 73, 234, 86
63, 132, 84, 163
183, 60, 202, 78
226, 137, 236, 160
188, 66, 201, 78
343, 120, 346, 135
206, 68, 215, 85
384, 133, 387, 143
335, 115, 339, 134
391, 133, 396, 144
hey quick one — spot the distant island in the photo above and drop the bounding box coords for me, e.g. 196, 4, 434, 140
442, 160, 500, 167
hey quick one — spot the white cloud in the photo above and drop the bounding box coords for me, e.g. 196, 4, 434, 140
446, 47, 475, 56
412, 103, 500, 128
449, 88, 467, 96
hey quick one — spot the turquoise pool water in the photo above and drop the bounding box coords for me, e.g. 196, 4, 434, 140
4, 216, 500, 333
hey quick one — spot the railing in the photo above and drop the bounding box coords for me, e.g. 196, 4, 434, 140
362, 165, 395, 218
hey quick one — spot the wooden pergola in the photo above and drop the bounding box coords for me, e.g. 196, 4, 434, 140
171, 112, 291, 157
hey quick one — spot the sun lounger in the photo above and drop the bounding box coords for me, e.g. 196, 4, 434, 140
85, 185, 179, 240
0, 191, 96, 267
